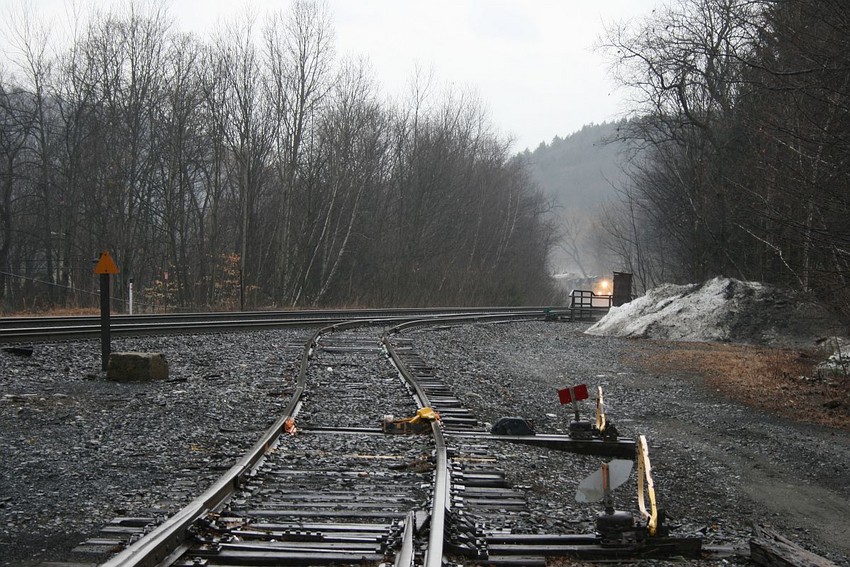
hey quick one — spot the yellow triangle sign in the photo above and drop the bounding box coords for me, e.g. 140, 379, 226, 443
94, 250, 119, 274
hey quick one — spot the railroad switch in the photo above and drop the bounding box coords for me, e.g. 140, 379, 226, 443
597, 509, 636, 544
382, 407, 441, 434
597, 509, 676, 547
569, 416, 619, 441
445, 509, 489, 560
569, 418, 595, 439
593, 385, 621, 441
566, 385, 620, 441
490, 416, 535, 435
574, 436, 700, 557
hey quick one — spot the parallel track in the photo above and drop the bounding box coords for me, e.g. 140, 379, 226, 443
63, 308, 710, 566
0, 307, 551, 343
93, 312, 542, 567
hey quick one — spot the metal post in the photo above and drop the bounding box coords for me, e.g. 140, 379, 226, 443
128, 278, 134, 315
100, 273, 110, 371
239, 268, 245, 312
572, 388, 580, 421
163, 271, 169, 313
602, 462, 614, 514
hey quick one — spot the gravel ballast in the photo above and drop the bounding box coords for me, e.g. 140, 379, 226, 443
2, 321, 849, 566
1, 330, 307, 565
411, 321, 850, 565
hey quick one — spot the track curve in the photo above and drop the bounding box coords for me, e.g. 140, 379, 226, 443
66, 309, 710, 567
97, 313, 540, 567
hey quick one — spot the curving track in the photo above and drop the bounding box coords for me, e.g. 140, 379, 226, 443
86, 311, 543, 566
43, 309, 710, 566
180, 328, 437, 566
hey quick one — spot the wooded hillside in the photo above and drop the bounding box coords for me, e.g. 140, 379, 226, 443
0, 1, 555, 312
523, 122, 628, 276
599, 0, 850, 321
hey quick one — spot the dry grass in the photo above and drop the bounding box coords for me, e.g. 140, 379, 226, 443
4, 307, 100, 317
626, 341, 850, 430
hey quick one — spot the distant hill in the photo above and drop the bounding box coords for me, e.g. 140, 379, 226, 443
520, 122, 630, 276
523, 121, 628, 210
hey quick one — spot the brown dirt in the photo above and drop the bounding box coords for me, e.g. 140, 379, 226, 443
626, 341, 850, 430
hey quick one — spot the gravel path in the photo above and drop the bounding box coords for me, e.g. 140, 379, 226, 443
2, 321, 849, 566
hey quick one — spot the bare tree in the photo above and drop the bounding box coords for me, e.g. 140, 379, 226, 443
0, 75, 36, 306
212, 11, 274, 308
733, 0, 850, 313
600, 0, 763, 283
263, 0, 334, 305
300, 59, 385, 306
154, 31, 206, 306
0, 0, 558, 312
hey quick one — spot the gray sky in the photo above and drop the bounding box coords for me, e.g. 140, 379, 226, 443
4, 0, 659, 152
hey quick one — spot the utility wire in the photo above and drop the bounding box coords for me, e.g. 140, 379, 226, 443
0, 270, 160, 310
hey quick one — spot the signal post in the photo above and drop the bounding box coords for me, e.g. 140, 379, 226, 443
94, 250, 119, 371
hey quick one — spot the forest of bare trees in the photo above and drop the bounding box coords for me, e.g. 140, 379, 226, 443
0, 1, 555, 312
601, 0, 850, 319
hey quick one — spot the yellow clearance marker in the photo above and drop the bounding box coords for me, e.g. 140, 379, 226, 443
94, 250, 119, 274
637, 435, 659, 536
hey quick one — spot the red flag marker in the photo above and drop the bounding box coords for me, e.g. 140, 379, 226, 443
558, 384, 589, 405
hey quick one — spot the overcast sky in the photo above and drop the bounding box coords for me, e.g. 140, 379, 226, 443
4, 0, 659, 152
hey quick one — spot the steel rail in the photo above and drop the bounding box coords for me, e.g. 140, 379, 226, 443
99, 316, 417, 567
99, 321, 329, 567
382, 313, 711, 565
0, 306, 547, 329
0, 315, 391, 343
98, 310, 545, 567
387, 311, 544, 335
0, 307, 548, 343
382, 333, 448, 567
380, 311, 546, 567
394, 511, 416, 567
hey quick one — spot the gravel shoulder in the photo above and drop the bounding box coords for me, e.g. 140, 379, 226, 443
0, 330, 307, 566
411, 321, 850, 565
1, 321, 849, 566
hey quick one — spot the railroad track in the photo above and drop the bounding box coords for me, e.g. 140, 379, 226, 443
62, 311, 708, 566
76, 320, 454, 566
0, 307, 551, 343
180, 330, 436, 566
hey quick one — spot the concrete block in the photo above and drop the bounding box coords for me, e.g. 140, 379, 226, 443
107, 352, 169, 381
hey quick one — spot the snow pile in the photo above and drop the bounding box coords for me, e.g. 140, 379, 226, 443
817, 338, 850, 376
586, 277, 843, 347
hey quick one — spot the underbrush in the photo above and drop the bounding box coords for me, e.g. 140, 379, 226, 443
4, 307, 99, 317
627, 341, 850, 430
